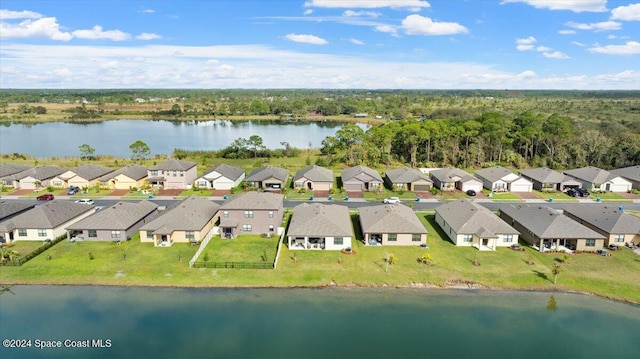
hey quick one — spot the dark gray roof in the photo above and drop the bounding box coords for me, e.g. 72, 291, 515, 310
359, 204, 427, 234
0, 201, 35, 221
67, 164, 114, 181
7, 200, 95, 229
12, 166, 66, 181
245, 166, 289, 182
430, 168, 480, 183
0, 163, 31, 178
519, 167, 569, 183
140, 196, 219, 232
293, 165, 334, 182
500, 204, 604, 239
68, 201, 158, 231
563, 205, 640, 235
564, 166, 621, 183
435, 199, 518, 235
341, 165, 383, 182
150, 159, 196, 171
475, 166, 518, 183
101, 164, 148, 181
202, 164, 245, 181
220, 192, 283, 210
287, 203, 353, 237
385, 167, 431, 184
610, 165, 640, 183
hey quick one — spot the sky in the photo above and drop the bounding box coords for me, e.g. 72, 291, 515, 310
0, 0, 639, 90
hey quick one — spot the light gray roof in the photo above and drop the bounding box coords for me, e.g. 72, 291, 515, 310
519, 167, 570, 183
12, 166, 66, 181
220, 192, 283, 210
385, 167, 431, 184
430, 168, 479, 183
0, 163, 31, 178
0, 201, 35, 221
293, 165, 334, 183
150, 159, 196, 171
67, 200, 158, 231
101, 164, 148, 181
475, 166, 518, 183
140, 196, 219, 233
610, 165, 640, 183
287, 203, 353, 237
564, 166, 619, 183
341, 165, 383, 183
202, 164, 245, 181
435, 198, 518, 235
7, 200, 94, 229
359, 204, 428, 234
500, 204, 604, 239
245, 166, 289, 182
67, 164, 114, 181
563, 205, 640, 235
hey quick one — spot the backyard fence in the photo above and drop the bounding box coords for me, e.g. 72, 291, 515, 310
188, 226, 218, 268
1, 234, 66, 267
272, 228, 286, 270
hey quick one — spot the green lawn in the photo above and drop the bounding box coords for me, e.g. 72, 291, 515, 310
533, 190, 578, 202
197, 234, 279, 263
589, 192, 632, 202
486, 192, 521, 201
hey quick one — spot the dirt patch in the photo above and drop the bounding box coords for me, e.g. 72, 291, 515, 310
516, 191, 540, 200
617, 192, 639, 200
211, 189, 230, 196
158, 189, 183, 196
9, 189, 34, 195
313, 190, 330, 197
416, 191, 434, 199
109, 189, 130, 196
346, 191, 363, 198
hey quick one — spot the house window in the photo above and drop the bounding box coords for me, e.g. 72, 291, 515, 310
180, 171, 184, 177
295, 181, 303, 188
53, 180, 62, 186
18, 229, 27, 237
388, 234, 397, 242
504, 235, 513, 243
463, 234, 473, 242
585, 239, 596, 247
614, 235, 624, 243
111, 231, 121, 239
173, 171, 177, 177
268, 211, 274, 218
150, 170, 158, 176
88, 230, 97, 238
242, 224, 252, 232
244, 211, 254, 218
185, 231, 195, 239
223, 211, 229, 218
146, 231, 153, 239
334, 237, 343, 245
269, 225, 274, 232
197, 181, 208, 188
38, 229, 47, 237
412, 234, 421, 242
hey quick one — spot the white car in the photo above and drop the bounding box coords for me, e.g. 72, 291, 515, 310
75, 198, 94, 205
383, 197, 401, 204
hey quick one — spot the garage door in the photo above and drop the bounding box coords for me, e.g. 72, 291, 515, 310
343, 183, 362, 191
413, 184, 431, 192
608, 183, 629, 193
509, 183, 531, 192
462, 183, 483, 192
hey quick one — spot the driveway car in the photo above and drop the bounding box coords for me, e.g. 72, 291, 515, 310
466, 189, 477, 197
383, 197, 401, 204
36, 194, 54, 201
67, 186, 80, 195
75, 198, 94, 205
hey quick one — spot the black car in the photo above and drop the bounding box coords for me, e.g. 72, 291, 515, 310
575, 188, 589, 197
466, 189, 476, 197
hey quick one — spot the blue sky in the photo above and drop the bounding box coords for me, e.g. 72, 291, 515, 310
1, 0, 638, 89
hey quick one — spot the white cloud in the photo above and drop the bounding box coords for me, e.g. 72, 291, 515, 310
285, 33, 328, 45
571, 41, 586, 46
516, 70, 537, 78
566, 21, 621, 31
558, 29, 576, 34
536, 45, 552, 51
374, 24, 398, 35
0, 9, 43, 19
349, 38, 364, 45
516, 36, 536, 51
0, 17, 72, 40
610, 3, 640, 21
588, 41, 640, 55
542, 51, 570, 59
343, 10, 380, 18
501, 0, 607, 12
140, 9, 155, 14
136, 32, 161, 40
72, 25, 131, 41
304, 0, 430, 10
303, 9, 313, 15
401, 14, 468, 36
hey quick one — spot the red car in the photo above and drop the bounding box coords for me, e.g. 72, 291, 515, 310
36, 194, 54, 201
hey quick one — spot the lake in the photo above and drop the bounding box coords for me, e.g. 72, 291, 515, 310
0, 286, 638, 359
0, 120, 364, 158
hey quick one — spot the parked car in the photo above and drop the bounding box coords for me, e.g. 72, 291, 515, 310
67, 186, 80, 195
36, 194, 54, 201
608, 244, 619, 251
466, 189, 476, 197
567, 188, 589, 197
383, 197, 401, 204
75, 198, 94, 205
596, 249, 611, 257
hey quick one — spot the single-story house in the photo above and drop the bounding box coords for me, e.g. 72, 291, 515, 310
474, 166, 533, 193
0, 163, 31, 187
100, 164, 148, 190
610, 165, 640, 190
53, 164, 114, 189
218, 192, 284, 238
195, 164, 245, 190
148, 159, 198, 190
244, 166, 288, 191
563, 166, 632, 193
435, 198, 519, 250
341, 165, 383, 192
66, 201, 159, 242
499, 204, 605, 252
287, 203, 352, 250
519, 167, 582, 192
12, 166, 67, 190
0, 201, 36, 243
429, 168, 483, 192
384, 167, 433, 192
293, 165, 334, 191
140, 195, 220, 247
1, 200, 95, 242
359, 204, 428, 246
563, 205, 640, 246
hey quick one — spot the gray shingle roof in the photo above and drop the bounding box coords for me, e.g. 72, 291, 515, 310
220, 192, 283, 210
430, 168, 479, 183
150, 159, 196, 171
0, 201, 35, 221
385, 167, 431, 184
293, 165, 334, 182
101, 164, 148, 181
563, 205, 640, 234
67, 200, 158, 231
610, 165, 640, 183
519, 167, 568, 183
12, 166, 66, 181
140, 195, 219, 233
435, 199, 518, 235
0, 163, 31, 178
245, 166, 289, 182
202, 164, 245, 181
359, 204, 427, 234
8, 200, 94, 229
500, 204, 604, 239
564, 166, 618, 183
475, 166, 517, 183
67, 164, 114, 181
287, 203, 353, 237
341, 165, 383, 182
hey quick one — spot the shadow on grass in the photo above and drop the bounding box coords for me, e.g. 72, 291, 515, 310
423, 214, 456, 246
532, 270, 552, 283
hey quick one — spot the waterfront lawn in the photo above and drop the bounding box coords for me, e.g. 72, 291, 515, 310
197, 235, 278, 263
3, 241, 46, 257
